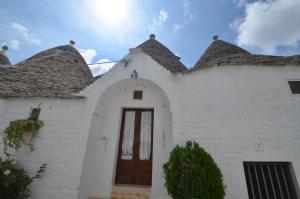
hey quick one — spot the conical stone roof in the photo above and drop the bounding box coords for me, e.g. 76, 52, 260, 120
0, 45, 94, 98
192, 38, 300, 70
193, 39, 250, 69
137, 35, 187, 73
0, 54, 11, 65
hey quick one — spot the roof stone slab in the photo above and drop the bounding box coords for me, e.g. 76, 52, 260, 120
1, 36, 300, 98
0, 45, 94, 98
192, 39, 300, 70
137, 37, 187, 73
0, 54, 11, 65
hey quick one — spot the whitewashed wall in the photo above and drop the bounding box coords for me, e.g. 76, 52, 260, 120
78, 48, 178, 199
0, 98, 92, 199
177, 65, 300, 199
78, 79, 172, 199
79, 48, 300, 199
1, 47, 300, 199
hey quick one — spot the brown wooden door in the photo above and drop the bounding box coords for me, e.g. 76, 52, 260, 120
115, 108, 154, 185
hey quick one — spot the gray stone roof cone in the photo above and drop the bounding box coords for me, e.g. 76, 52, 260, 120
1, 35, 300, 98
192, 36, 300, 70
0, 43, 93, 97
137, 34, 187, 73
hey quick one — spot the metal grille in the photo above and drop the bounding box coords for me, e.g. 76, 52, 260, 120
288, 81, 300, 94
244, 162, 298, 199
133, 91, 143, 100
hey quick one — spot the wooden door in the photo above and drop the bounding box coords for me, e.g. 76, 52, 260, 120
115, 108, 154, 185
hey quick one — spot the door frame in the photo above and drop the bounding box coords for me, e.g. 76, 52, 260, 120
115, 108, 154, 185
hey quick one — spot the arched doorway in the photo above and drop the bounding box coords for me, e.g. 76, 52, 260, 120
78, 78, 173, 199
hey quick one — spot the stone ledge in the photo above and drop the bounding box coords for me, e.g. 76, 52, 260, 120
111, 185, 150, 199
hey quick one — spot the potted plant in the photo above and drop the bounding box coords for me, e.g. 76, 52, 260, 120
3, 119, 44, 154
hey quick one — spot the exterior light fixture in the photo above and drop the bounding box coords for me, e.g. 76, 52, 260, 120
131, 69, 138, 79
123, 58, 131, 67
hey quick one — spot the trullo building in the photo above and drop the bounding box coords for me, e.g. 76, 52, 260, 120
1, 34, 300, 199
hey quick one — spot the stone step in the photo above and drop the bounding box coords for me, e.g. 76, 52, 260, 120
111, 185, 150, 199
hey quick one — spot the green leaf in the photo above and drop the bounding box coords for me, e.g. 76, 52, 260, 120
163, 141, 225, 199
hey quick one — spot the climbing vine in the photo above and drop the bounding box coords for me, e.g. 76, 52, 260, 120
1, 110, 46, 199
3, 119, 44, 155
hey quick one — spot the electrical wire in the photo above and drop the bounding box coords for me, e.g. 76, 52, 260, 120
87, 60, 121, 65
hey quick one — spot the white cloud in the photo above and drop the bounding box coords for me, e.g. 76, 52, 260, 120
232, 0, 300, 54
2, 39, 21, 51
10, 22, 41, 45
173, 24, 185, 33
9, 40, 21, 51
233, 0, 247, 7
183, 0, 194, 20
79, 49, 115, 76
149, 9, 169, 32
230, 17, 243, 31
158, 10, 169, 25
90, 59, 115, 76
79, 49, 97, 64
172, 0, 194, 33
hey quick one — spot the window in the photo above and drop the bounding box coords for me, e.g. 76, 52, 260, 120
288, 81, 300, 94
244, 162, 298, 199
133, 91, 143, 100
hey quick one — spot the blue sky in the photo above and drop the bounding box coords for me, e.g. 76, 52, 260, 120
1, 0, 300, 75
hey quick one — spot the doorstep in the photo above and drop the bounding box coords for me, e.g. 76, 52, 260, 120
111, 184, 150, 199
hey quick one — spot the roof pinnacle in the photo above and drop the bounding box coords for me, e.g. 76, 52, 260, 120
149, 34, 156, 39
1, 45, 8, 55
213, 35, 219, 41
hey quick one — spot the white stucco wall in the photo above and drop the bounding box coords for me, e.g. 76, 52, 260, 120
78, 48, 178, 199
177, 65, 300, 199
78, 48, 300, 199
0, 98, 92, 199
1, 47, 300, 199
78, 79, 172, 199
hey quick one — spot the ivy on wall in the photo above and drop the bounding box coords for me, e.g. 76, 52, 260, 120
1, 108, 46, 199
3, 119, 44, 155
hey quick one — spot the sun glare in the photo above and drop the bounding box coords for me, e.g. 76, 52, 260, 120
90, 0, 130, 25
81, 0, 143, 43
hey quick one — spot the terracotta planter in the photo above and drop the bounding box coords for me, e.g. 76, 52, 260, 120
24, 123, 33, 131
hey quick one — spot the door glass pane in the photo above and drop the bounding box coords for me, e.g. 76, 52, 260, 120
139, 111, 152, 160
121, 111, 135, 160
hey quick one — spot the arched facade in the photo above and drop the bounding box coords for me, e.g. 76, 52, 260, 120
2, 36, 300, 199
78, 78, 173, 199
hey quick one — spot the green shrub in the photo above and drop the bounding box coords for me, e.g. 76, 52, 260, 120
163, 141, 225, 199
0, 158, 46, 199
